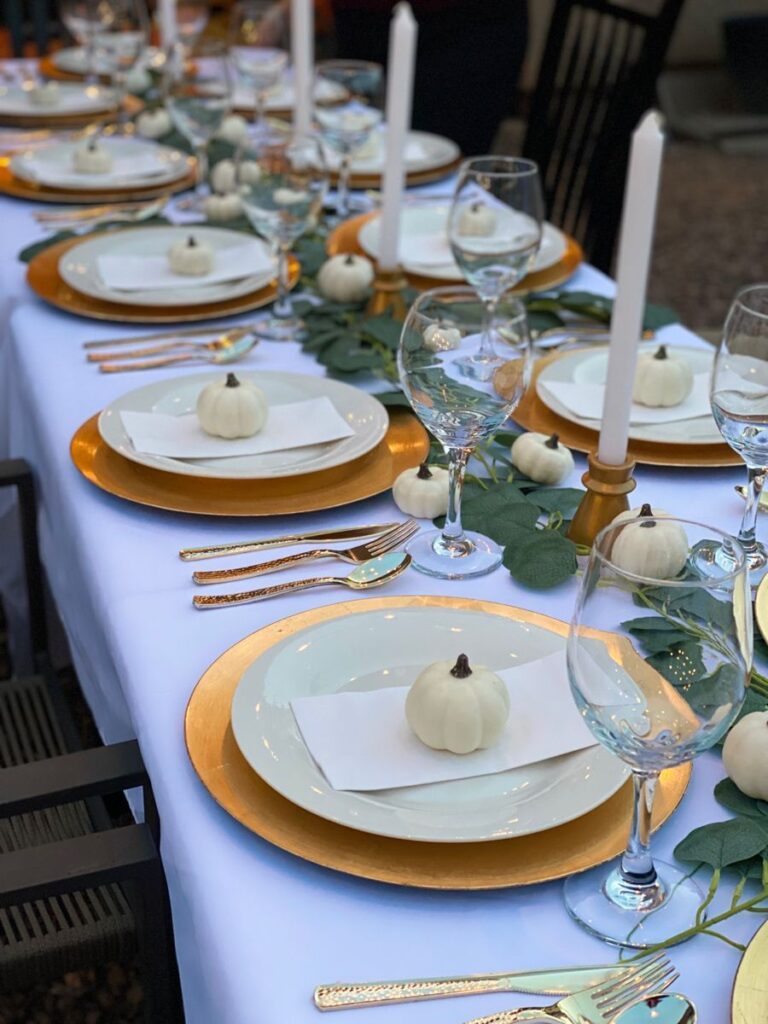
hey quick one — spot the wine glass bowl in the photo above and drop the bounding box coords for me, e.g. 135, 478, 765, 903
92, 0, 149, 112
230, 0, 288, 141
60, 0, 116, 81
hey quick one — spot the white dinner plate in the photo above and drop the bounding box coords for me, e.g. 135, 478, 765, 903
233, 74, 346, 111
322, 130, 460, 176
59, 226, 276, 309
230, 602, 629, 843
53, 44, 159, 75
358, 202, 567, 279
0, 82, 116, 117
98, 370, 390, 480
536, 343, 721, 446
11, 137, 191, 191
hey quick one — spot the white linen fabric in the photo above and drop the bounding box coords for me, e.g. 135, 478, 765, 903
540, 371, 712, 424
97, 240, 273, 292
0, 121, 758, 1024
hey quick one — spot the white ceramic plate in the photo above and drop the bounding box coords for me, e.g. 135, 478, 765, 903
230, 601, 629, 843
98, 370, 390, 480
358, 202, 567, 279
536, 343, 721, 446
53, 44, 159, 75
0, 82, 116, 117
322, 130, 460, 176
11, 137, 191, 191
59, 226, 276, 309
233, 73, 346, 111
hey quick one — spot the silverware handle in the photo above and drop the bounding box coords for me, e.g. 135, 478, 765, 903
314, 978, 521, 1010
178, 524, 400, 561
88, 340, 198, 362
464, 1012, 561, 1024
193, 548, 335, 585
84, 322, 240, 349
99, 352, 201, 373
193, 575, 340, 608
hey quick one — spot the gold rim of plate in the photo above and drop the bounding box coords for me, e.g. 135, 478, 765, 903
0, 156, 196, 204
514, 350, 741, 468
70, 407, 429, 516
326, 210, 584, 295
0, 94, 141, 129
731, 919, 768, 1022
26, 232, 299, 323
39, 54, 109, 83
185, 594, 691, 889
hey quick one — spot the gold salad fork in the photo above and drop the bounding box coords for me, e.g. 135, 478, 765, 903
193, 519, 419, 585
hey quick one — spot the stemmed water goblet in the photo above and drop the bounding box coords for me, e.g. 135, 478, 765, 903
60, 0, 115, 82
314, 60, 383, 223
229, 0, 288, 144
92, 0, 149, 119
240, 133, 327, 341
397, 286, 530, 579
565, 515, 751, 947
448, 156, 543, 381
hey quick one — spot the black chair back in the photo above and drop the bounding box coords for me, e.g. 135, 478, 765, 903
522, 0, 685, 272
4, 0, 57, 56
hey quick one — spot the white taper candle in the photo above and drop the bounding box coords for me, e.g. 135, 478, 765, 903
597, 110, 665, 465
158, 0, 176, 51
291, 0, 313, 136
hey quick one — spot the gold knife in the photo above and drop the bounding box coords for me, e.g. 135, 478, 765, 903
179, 522, 402, 561
313, 963, 629, 1011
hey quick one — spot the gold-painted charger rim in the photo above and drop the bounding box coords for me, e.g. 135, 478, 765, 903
731, 918, 768, 1023
184, 594, 691, 889
0, 157, 196, 205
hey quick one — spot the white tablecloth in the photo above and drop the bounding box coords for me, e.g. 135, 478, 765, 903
0, 127, 760, 1023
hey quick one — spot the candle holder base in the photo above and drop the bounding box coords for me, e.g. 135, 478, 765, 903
567, 452, 637, 548
365, 265, 409, 320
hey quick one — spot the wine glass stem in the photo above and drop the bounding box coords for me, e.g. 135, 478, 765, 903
620, 770, 658, 886
441, 447, 469, 546
738, 465, 766, 553
337, 155, 351, 219
194, 144, 208, 198
254, 87, 265, 132
478, 297, 498, 362
273, 243, 294, 319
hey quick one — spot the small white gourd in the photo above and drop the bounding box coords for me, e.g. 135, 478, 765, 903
136, 107, 171, 139
238, 159, 262, 185
405, 654, 510, 755
196, 372, 268, 439
73, 138, 112, 174
317, 254, 374, 303
633, 345, 693, 408
458, 201, 496, 237
125, 65, 152, 94
210, 159, 237, 194
203, 192, 243, 222
423, 323, 461, 353
511, 432, 574, 485
168, 235, 214, 276
29, 81, 60, 107
216, 114, 248, 144
273, 186, 309, 206
609, 503, 689, 579
723, 712, 768, 800
392, 462, 450, 519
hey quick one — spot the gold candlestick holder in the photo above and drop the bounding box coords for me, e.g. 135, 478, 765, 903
567, 452, 637, 548
365, 265, 409, 320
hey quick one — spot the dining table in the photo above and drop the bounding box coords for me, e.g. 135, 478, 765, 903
0, 77, 761, 1024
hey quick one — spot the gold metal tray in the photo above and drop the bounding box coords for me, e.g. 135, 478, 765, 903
732, 920, 768, 1022
0, 155, 196, 204
71, 407, 428, 516
326, 211, 584, 295
185, 595, 691, 889
515, 351, 741, 469
27, 233, 298, 323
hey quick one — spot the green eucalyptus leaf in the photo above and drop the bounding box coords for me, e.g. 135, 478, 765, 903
674, 816, 768, 869
362, 314, 402, 351
505, 531, 578, 589
647, 641, 706, 686
715, 778, 766, 820
527, 310, 565, 334
530, 487, 585, 518
375, 390, 411, 409
317, 337, 385, 373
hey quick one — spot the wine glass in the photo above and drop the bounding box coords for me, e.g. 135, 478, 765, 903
92, 0, 149, 117
60, 0, 114, 82
448, 156, 543, 381
229, 1, 288, 143
692, 284, 768, 580
240, 133, 327, 341
565, 515, 751, 947
166, 41, 232, 206
176, 0, 210, 55
397, 286, 530, 578
314, 60, 383, 223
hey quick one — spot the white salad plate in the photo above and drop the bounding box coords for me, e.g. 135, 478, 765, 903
0, 82, 116, 117
59, 226, 275, 309
536, 343, 720, 446
358, 201, 567, 279
53, 44, 160, 75
11, 137, 191, 191
98, 370, 390, 480
230, 602, 629, 843
323, 130, 460, 176
233, 73, 346, 111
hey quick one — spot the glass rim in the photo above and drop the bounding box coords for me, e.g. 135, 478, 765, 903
592, 514, 748, 587
406, 284, 526, 323
315, 58, 383, 75
458, 155, 539, 179
732, 283, 768, 321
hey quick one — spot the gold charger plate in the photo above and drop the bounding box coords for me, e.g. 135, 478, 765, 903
71, 407, 428, 516
0, 154, 196, 204
327, 211, 584, 295
185, 595, 691, 889
27, 233, 298, 324
731, 919, 768, 1022
39, 54, 102, 83
515, 350, 741, 469
0, 93, 140, 129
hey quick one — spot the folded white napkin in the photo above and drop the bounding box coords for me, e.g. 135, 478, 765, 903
120, 397, 355, 460
291, 651, 596, 792
97, 241, 274, 293
540, 372, 712, 425
21, 151, 167, 187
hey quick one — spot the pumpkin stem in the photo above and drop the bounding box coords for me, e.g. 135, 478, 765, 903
545, 433, 559, 449
653, 345, 668, 360
87, 138, 97, 150
416, 462, 433, 480
450, 654, 472, 679
344, 254, 355, 265
638, 502, 656, 528
470, 201, 481, 212
225, 373, 240, 388
188, 235, 197, 247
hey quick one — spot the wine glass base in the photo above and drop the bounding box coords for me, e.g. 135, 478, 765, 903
690, 537, 768, 582
405, 529, 502, 579
455, 352, 505, 382
564, 859, 706, 949
253, 316, 305, 342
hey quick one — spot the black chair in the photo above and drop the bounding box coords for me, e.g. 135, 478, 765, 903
0, 459, 184, 1022
521, 0, 685, 272
4, 0, 58, 56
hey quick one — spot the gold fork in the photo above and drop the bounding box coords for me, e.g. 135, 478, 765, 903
86, 326, 250, 363
193, 519, 419, 584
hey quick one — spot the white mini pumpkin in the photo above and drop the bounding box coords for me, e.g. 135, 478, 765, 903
216, 114, 248, 144
273, 186, 309, 206
168, 235, 214, 276
405, 654, 510, 754
136, 107, 171, 139
238, 159, 262, 185
392, 462, 450, 519
723, 712, 768, 800
73, 138, 112, 174
609, 504, 689, 579
423, 323, 461, 353
29, 81, 60, 107
125, 65, 152, 94
511, 432, 574, 485
203, 192, 243, 222
196, 373, 268, 439
633, 345, 694, 408
317, 254, 374, 303
458, 201, 496, 237
210, 159, 237, 194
